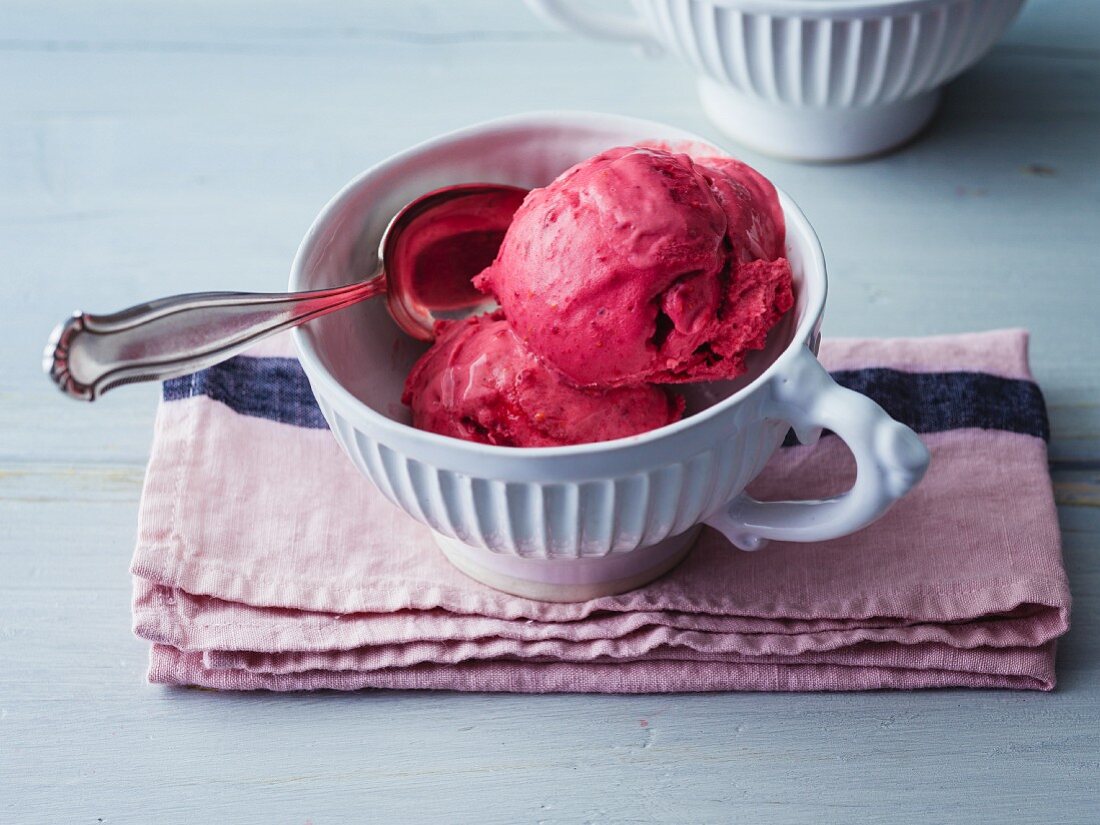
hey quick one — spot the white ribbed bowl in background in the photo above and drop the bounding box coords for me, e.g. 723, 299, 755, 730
527, 0, 1026, 160
291, 112, 929, 601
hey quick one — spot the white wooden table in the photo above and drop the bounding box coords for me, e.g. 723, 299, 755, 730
4, 1, 1099, 822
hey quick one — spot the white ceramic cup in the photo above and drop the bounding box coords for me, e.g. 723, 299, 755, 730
290, 111, 930, 602
527, 0, 1026, 161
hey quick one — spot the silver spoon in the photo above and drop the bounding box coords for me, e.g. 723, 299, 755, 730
44, 183, 528, 400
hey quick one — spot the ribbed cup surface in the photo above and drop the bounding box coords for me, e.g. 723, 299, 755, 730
638, 0, 1024, 107
321, 390, 789, 559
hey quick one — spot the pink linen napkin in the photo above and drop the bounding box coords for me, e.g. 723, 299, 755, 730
131, 329, 1070, 692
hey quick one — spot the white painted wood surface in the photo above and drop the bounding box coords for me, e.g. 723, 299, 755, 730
3, 1, 1099, 822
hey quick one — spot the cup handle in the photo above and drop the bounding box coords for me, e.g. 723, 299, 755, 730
705, 346, 931, 551
524, 0, 662, 55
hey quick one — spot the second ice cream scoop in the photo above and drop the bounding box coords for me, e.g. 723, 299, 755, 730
44, 183, 528, 401
403, 313, 685, 448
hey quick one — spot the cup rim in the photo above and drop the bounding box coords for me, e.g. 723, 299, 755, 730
684, 0, 961, 15
291, 111, 827, 459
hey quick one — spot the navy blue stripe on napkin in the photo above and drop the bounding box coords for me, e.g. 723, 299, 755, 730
163, 357, 1049, 442
780, 369, 1049, 446
831, 368, 1049, 442
163, 357, 329, 429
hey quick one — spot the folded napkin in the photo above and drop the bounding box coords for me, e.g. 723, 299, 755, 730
131, 329, 1070, 692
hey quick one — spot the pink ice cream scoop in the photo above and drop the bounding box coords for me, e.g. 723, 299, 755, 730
402, 313, 684, 448
473, 146, 794, 388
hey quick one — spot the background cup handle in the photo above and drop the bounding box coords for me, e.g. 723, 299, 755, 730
705, 346, 931, 551
524, 0, 662, 55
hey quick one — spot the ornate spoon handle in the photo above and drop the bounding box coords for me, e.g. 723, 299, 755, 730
45, 279, 383, 400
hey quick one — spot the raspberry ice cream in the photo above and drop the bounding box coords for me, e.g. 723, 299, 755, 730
473, 146, 794, 387
402, 314, 684, 448
401, 145, 794, 448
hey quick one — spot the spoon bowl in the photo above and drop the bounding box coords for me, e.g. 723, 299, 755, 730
383, 184, 527, 340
